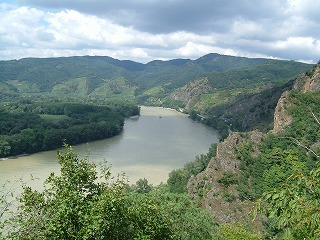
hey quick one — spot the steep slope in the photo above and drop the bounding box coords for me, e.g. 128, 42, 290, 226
170, 77, 213, 108
273, 61, 320, 133
187, 62, 320, 232
0, 54, 311, 105
187, 131, 265, 228
170, 60, 310, 134
294, 61, 320, 92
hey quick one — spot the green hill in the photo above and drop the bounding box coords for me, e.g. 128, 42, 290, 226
183, 62, 320, 238
0, 54, 319, 239
0, 53, 312, 135
0, 54, 311, 97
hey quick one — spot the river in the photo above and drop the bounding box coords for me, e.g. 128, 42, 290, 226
0, 106, 219, 189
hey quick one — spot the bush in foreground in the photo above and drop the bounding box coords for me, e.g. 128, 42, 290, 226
1, 145, 218, 239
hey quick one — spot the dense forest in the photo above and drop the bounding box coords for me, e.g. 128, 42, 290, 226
186, 62, 320, 239
0, 53, 312, 141
0, 145, 262, 239
0, 101, 139, 157
1, 54, 319, 239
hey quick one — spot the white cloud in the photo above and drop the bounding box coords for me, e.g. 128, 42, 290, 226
272, 37, 320, 53
0, 1, 319, 63
0, 6, 47, 46
0, 5, 221, 62
287, 0, 320, 16
176, 41, 233, 58
231, 18, 264, 39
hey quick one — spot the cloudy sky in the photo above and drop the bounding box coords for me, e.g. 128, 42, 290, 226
0, 0, 319, 63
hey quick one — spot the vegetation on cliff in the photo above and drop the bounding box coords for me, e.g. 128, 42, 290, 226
0, 55, 319, 238
187, 62, 320, 239
0, 54, 312, 143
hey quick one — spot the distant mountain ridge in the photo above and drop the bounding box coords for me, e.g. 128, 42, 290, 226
0, 53, 313, 134
0, 53, 310, 93
186, 62, 320, 236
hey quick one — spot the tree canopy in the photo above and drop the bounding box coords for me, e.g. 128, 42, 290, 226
0, 145, 218, 239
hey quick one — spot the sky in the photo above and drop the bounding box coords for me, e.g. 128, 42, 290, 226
0, 0, 319, 63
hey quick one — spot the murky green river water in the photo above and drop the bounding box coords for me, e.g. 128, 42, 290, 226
0, 106, 219, 188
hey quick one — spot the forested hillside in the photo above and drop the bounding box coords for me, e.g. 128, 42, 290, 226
0, 101, 139, 157
184, 61, 320, 239
0, 54, 318, 239
0, 54, 312, 140
0, 54, 310, 103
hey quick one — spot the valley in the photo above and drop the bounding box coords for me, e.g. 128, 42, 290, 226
0, 53, 312, 139
1, 53, 319, 239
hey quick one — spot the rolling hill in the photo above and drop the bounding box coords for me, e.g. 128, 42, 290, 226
0, 53, 313, 135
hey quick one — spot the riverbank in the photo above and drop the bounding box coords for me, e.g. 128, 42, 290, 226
0, 103, 139, 158
139, 105, 186, 117
0, 106, 219, 187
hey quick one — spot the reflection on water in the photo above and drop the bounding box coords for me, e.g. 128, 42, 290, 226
0, 106, 219, 188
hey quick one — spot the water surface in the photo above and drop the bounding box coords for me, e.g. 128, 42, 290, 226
0, 106, 219, 188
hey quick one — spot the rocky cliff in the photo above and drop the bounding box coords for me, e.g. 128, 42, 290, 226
187, 62, 319, 228
273, 62, 320, 133
187, 130, 264, 225
170, 77, 212, 109
294, 63, 320, 93
272, 90, 293, 134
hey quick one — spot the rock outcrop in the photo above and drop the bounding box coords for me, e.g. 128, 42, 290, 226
272, 63, 320, 134
272, 90, 293, 134
294, 64, 320, 93
187, 131, 265, 225
170, 77, 213, 108
186, 62, 320, 234
187, 62, 319, 229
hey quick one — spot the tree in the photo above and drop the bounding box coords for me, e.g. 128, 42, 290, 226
0, 139, 11, 157
256, 162, 320, 239
255, 107, 320, 239
1, 145, 217, 239
2, 145, 167, 239
216, 223, 262, 240
134, 178, 153, 193
167, 168, 190, 193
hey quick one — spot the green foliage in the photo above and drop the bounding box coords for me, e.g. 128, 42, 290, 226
126, 188, 218, 240
1, 146, 218, 239
185, 61, 310, 136
202, 80, 295, 138
203, 116, 230, 140
0, 55, 311, 107
221, 191, 236, 203
252, 90, 320, 239
217, 171, 238, 187
287, 91, 320, 147
167, 169, 190, 193
236, 89, 320, 202
205, 61, 307, 90
256, 160, 320, 239
216, 223, 262, 240
0, 101, 139, 157
167, 144, 217, 193
231, 87, 320, 238
305, 63, 318, 77
237, 137, 311, 200
132, 178, 153, 193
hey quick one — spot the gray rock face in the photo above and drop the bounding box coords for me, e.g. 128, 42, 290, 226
187, 131, 264, 225
272, 91, 293, 134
